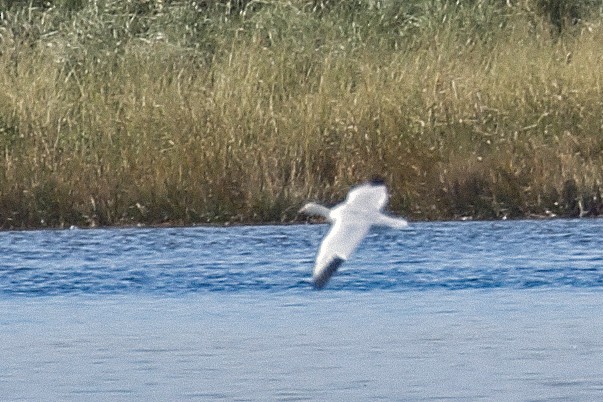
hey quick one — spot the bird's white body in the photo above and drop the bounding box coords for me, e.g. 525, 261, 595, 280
300, 181, 408, 289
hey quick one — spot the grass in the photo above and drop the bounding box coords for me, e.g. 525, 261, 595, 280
0, 0, 602, 228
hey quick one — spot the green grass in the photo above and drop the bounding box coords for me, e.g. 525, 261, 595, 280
0, 0, 602, 228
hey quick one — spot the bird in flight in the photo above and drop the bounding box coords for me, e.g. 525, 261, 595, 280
299, 178, 408, 289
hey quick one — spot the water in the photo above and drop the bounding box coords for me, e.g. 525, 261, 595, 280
1, 219, 602, 400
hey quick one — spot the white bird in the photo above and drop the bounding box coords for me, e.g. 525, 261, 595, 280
299, 178, 408, 289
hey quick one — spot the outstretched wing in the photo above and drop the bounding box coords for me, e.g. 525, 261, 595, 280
375, 214, 409, 229
312, 218, 371, 289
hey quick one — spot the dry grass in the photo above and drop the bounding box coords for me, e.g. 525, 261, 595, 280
0, 0, 602, 228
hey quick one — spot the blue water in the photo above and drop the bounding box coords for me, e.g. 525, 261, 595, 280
1, 219, 602, 400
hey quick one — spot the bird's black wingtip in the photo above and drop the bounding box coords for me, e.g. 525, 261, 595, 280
312, 257, 345, 290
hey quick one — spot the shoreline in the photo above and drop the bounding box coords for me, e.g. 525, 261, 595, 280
1, 213, 600, 232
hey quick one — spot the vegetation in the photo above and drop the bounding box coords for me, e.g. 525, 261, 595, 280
0, 0, 602, 228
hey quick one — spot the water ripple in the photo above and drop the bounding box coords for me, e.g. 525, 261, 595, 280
0, 219, 602, 296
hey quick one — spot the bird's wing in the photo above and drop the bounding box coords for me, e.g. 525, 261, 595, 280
375, 214, 408, 229
312, 217, 371, 287
345, 183, 388, 211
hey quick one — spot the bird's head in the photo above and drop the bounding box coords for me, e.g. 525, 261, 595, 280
369, 175, 386, 186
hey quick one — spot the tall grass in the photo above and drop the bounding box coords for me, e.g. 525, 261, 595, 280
0, 0, 602, 228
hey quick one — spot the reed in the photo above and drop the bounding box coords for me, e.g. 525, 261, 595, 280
0, 0, 602, 228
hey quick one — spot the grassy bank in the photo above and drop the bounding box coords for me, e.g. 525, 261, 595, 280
0, 0, 602, 228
